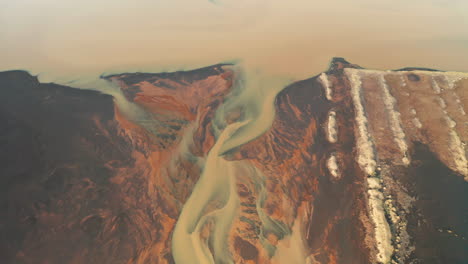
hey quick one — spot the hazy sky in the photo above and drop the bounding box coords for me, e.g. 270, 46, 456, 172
1, 0, 468, 80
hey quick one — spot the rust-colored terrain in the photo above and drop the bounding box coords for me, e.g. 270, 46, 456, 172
0, 59, 467, 264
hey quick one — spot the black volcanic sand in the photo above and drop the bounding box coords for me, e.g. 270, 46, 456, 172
402, 143, 468, 264
0, 71, 138, 263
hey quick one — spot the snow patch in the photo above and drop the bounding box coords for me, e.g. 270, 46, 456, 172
377, 73, 410, 165
426, 74, 468, 178
453, 93, 466, 115
367, 177, 382, 190
448, 130, 468, 178
318, 73, 333, 101
436, 97, 447, 109
326, 110, 338, 143
409, 109, 423, 129
399, 75, 407, 88
327, 154, 340, 179
444, 116, 456, 129
345, 68, 377, 176
367, 188, 394, 264
412, 118, 422, 129
431, 77, 441, 94
445, 75, 464, 90
409, 71, 468, 91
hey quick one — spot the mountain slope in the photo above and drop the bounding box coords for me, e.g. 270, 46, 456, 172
0, 59, 467, 264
